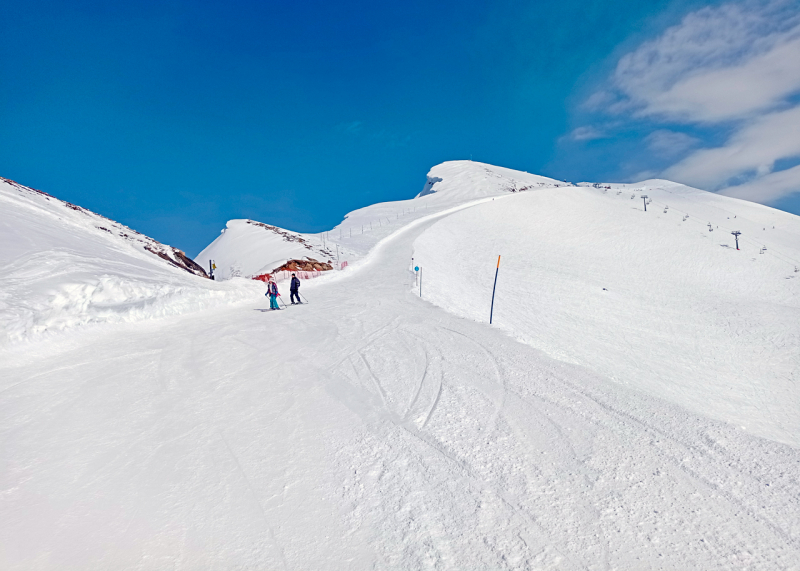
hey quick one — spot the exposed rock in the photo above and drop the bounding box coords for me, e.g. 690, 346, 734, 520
144, 245, 209, 278
1, 176, 209, 279
272, 258, 333, 273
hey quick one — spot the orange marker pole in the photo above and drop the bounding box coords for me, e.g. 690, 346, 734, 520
490, 255, 501, 324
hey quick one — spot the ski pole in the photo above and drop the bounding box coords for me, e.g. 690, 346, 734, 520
278, 296, 288, 308
300, 293, 310, 304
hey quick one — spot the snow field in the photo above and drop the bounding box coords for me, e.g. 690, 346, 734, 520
3, 160, 800, 569
2, 207, 799, 569
0, 180, 264, 345
412, 183, 800, 446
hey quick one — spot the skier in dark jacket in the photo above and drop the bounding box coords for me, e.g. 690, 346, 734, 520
290, 273, 302, 304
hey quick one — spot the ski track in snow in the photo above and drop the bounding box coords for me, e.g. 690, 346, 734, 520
2, 199, 800, 570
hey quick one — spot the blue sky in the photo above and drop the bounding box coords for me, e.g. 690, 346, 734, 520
3, 0, 799, 255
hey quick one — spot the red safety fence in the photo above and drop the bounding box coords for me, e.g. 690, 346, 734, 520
252, 269, 330, 283
273, 270, 326, 282
252, 261, 350, 283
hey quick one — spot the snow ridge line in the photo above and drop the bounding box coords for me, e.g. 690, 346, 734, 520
346, 195, 516, 277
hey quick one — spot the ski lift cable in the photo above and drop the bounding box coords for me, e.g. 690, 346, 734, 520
624, 190, 800, 268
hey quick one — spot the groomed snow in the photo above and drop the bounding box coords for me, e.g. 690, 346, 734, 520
2, 163, 799, 569
413, 180, 800, 447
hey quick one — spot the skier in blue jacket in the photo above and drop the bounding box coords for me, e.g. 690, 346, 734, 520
267, 279, 281, 310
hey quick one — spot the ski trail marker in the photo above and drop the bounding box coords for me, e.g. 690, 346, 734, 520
490, 255, 500, 325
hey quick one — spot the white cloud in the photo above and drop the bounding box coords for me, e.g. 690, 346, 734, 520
577, 0, 800, 204
645, 130, 700, 158
582, 90, 616, 111
610, 0, 800, 122
664, 105, 800, 188
568, 126, 606, 141
719, 163, 800, 202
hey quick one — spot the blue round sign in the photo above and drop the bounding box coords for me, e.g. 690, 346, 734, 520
414, 266, 419, 271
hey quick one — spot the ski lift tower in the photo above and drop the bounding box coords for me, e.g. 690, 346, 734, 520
642, 195, 648, 211
732, 231, 742, 250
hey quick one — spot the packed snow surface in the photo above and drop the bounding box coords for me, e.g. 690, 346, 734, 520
2, 162, 799, 569
0, 178, 262, 344
414, 180, 800, 447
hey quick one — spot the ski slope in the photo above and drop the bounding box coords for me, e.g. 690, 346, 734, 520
2, 163, 800, 569
413, 179, 800, 447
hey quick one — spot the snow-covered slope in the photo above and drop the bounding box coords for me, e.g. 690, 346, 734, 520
418, 159, 566, 199
1, 178, 210, 278
413, 176, 800, 446
196, 219, 336, 280
324, 160, 565, 258
195, 160, 565, 272
3, 181, 799, 569
192, 161, 800, 446
0, 177, 262, 344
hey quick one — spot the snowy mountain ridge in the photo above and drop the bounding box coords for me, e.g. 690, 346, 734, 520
197, 161, 567, 277
419, 160, 566, 198
196, 219, 336, 281
1, 176, 208, 277
0, 176, 262, 344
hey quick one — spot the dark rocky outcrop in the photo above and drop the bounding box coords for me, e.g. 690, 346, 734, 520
1, 176, 209, 279
272, 258, 333, 273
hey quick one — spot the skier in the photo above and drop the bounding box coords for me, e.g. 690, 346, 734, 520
290, 273, 302, 304
267, 278, 281, 310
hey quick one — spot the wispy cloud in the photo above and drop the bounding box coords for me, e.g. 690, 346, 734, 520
567, 126, 607, 141
609, 1, 800, 123
576, 0, 800, 204
645, 130, 700, 158
720, 163, 800, 202
664, 105, 800, 189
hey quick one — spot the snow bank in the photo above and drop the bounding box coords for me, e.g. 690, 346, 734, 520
0, 178, 262, 344
413, 177, 800, 446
